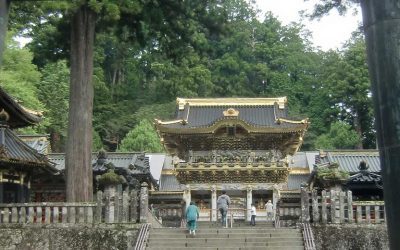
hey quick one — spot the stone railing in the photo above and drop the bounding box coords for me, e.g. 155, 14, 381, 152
0, 183, 150, 224
0, 202, 98, 223
301, 188, 385, 224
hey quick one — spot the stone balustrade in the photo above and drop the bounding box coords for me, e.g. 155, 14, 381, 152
301, 188, 386, 224
0, 184, 151, 225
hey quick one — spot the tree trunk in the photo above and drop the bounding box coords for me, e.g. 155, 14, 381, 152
361, 1, 400, 248
50, 131, 61, 153
353, 112, 363, 149
66, 5, 96, 202
0, 0, 10, 66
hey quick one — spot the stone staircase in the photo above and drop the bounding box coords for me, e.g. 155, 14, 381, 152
145, 221, 304, 250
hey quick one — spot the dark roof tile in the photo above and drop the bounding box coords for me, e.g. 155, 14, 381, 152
162, 105, 302, 129
320, 151, 380, 173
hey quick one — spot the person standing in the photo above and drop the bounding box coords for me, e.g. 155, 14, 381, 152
250, 203, 256, 226
265, 200, 274, 221
186, 201, 200, 235
217, 190, 231, 227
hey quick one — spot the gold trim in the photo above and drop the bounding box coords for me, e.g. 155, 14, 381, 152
155, 119, 185, 125
156, 118, 308, 134
276, 118, 309, 124
176, 97, 287, 108
289, 168, 310, 174
223, 108, 239, 117
21, 106, 43, 117
161, 169, 175, 175
149, 191, 184, 194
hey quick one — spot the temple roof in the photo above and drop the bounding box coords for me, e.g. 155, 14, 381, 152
155, 97, 308, 133
49, 152, 160, 188
317, 150, 380, 173
0, 87, 43, 129
19, 134, 50, 154
0, 125, 57, 173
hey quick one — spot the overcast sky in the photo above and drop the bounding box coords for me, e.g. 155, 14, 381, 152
254, 0, 362, 51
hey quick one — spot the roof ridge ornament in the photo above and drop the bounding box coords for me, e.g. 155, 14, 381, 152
0, 109, 10, 124
223, 108, 239, 117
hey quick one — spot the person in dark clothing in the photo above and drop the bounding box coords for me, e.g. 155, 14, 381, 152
217, 190, 231, 227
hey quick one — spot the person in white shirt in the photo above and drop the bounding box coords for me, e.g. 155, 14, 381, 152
265, 200, 274, 221
250, 203, 256, 226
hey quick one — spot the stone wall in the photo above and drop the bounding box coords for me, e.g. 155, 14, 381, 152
0, 224, 140, 250
312, 224, 389, 250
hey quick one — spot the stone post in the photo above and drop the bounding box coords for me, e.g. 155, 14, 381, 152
330, 190, 338, 224
139, 182, 149, 223
348, 190, 354, 223
95, 191, 102, 223
211, 185, 217, 222
104, 185, 116, 223
300, 187, 310, 222
311, 189, 319, 223
129, 190, 138, 222
246, 185, 252, 222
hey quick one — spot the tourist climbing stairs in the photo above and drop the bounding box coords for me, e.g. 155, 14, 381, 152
145, 221, 304, 250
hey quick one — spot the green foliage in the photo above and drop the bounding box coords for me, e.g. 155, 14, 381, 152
303, 0, 359, 20
315, 121, 361, 149
97, 169, 124, 185
6, 0, 376, 153
0, 34, 44, 111
36, 60, 69, 150
316, 163, 350, 182
93, 129, 103, 151
119, 120, 163, 153
132, 102, 176, 124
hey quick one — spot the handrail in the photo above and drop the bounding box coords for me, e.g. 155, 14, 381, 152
147, 208, 163, 228
134, 223, 151, 250
300, 222, 316, 250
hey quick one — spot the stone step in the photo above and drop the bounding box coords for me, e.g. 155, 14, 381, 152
150, 228, 301, 237
197, 222, 275, 228
149, 232, 302, 238
146, 240, 304, 248
146, 223, 304, 250
148, 237, 302, 243
146, 247, 304, 250
151, 228, 299, 233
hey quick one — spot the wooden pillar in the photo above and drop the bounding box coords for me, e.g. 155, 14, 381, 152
211, 185, 217, 222
246, 186, 252, 222
183, 185, 191, 210
0, 182, 3, 204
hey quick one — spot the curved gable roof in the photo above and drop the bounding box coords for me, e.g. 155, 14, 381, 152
0, 87, 42, 128
156, 97, 308, 132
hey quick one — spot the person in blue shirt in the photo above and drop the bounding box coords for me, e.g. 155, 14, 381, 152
186, 201, 200, 235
